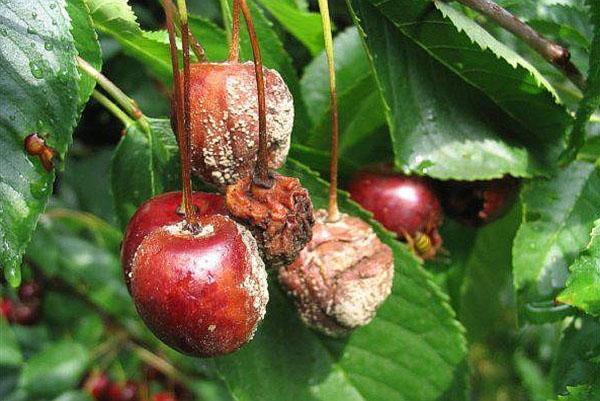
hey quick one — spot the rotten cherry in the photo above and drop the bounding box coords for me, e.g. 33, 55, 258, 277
180, 62, 293, 187
129, 214, 268, 357
348, 165, 443, 259
279, 210, 394, 337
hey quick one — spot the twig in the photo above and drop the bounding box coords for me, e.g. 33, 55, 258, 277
454, 0, 586, 90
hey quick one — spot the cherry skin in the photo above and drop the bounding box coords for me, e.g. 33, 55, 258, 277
129, 214, 268, 357
348, 165, 443, 259
106, 380, 138, 401
121, 191, 227, 291
18, 280, 43, 303
0, 298, 12, 320
82, 371, 110, 401
437, 177, 519, 226
153, 392, 177, 401
181, 62, 293, 187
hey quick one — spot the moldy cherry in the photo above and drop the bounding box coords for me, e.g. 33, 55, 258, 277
225, 174, 314, 268
436, 177, 519, 226
279, 210, 394, 337
348, 164, 443, 259
180, 62, 293, 188
129, 214, 268, 357
121, 191, 227, 291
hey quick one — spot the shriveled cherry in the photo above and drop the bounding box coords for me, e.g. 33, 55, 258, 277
121, 191, 227, 291
348, 165, 443, 259
82, 371, 110, 401
436, 177, 519, 226
180, 62, 293, 187
129, 214, 268, 357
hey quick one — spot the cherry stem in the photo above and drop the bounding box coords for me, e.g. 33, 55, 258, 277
239, 0, 272, 188
91, 90, 134, 128
318, 0, 340, 222
164, 0, 197, 225
228, 0, 241, 62
455, 0, 585, 90
161, 0, 206, 62
76, 57, 150, 132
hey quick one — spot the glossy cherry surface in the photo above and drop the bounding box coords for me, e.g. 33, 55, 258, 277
121, 191, 227, 290
129, 215, 268, 357
348, 166, 443, 249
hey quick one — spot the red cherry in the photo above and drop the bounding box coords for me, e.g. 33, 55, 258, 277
182, 62, 293, 187
18, 280, 43, 303
0, 298, 13, 320
121, 191, 227, 291
348, 165, 443, 259
152, 392, 177, 401
106, 381, 138, 401
10, 302, 41, 326
129, 214, 268, 357
437, 177, 519, 226
83, 371, 110, 401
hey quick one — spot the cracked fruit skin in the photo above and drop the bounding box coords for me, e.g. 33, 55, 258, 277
348, 166, 443, 259
129, 215, 268, 357
121, 191, 227, 291
180, 62, 293, 188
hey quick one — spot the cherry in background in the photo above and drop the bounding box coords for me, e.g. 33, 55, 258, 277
348, 165, 443, 259
436, 177, 520, 227
120, 191, 226, 291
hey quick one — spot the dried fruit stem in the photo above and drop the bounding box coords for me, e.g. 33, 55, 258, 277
76, 56, 149, 132
239, 0, 272, 188
91, 90, 133, 127
228, 0, 241, 62
318, 0, 340, 222
455, 0, 585, 90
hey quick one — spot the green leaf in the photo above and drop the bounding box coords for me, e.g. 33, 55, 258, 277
0, 0, 80, 285
512, 162, 600, 303
552, 317, 600, 394
557, 385, 600, 401
561, 0, 600, 163
255, 0, 324, 55
84, 0, 173, 81
52, 390, 94, 401
0, 318, 22, 367
67, 0, 102, 110
111, 119, 179, 229
557, 219, 600, 316
514, 351, 554, 401
459, 206, 519, 341
351, 0, 571, 177
348, 0, 560, 180
299, 27, 392, 171
19, 341, 89, 397
215, 159, 467, 401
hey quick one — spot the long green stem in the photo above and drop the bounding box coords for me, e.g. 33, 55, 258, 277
78, 57, 150, 132
318, 0, 340, 222
92, 90, 133, 127
220, 0, 233, 41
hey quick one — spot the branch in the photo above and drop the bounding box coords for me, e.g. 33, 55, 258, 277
455, 0, 586, 90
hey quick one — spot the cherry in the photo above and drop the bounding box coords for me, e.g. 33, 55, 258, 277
129, 214, 268, 357
175, 62, 293, 188
0, 298, 13, 320
106, 380, 138, 401
153, 392, 177, 401
279, 210, 394, 337
121, 191, 227, 291
18, 280, 43, 303
10, 302, 41, 326
436, 177, 519, 226
83, 371, 110, 401
347, 165, 443, 259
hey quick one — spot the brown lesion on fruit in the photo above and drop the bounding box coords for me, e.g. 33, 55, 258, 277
225, 174, 315, 269
24, 133, 56, 172
279, 210, 394, 337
